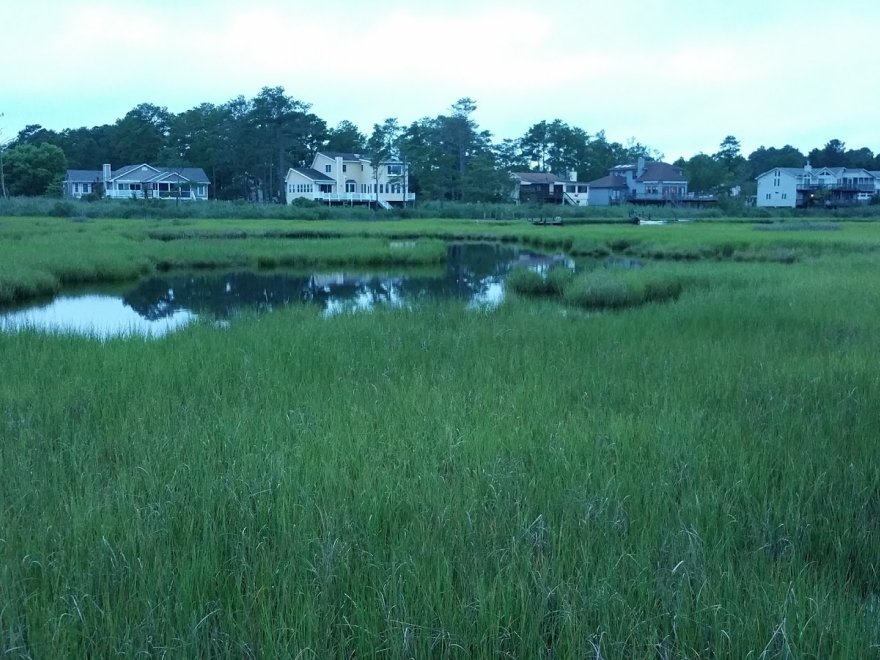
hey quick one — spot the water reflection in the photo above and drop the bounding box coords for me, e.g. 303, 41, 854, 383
0, 295, 195, 338
1, 243, 573, 337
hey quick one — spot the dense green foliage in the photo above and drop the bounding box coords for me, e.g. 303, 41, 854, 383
2, 244, 879, 656
675, 137, 880, 197
8, 87, 878, 203
3, 143, 67, 196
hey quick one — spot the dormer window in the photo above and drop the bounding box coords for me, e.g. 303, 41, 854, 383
325, 164, 331, 173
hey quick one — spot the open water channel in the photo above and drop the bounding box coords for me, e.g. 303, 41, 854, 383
1, 243, 575, 338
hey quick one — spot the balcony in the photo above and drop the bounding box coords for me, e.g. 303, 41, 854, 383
316, 192, 415, 203
627, 192, 685, 202
104, 189, 206, 200
797, 182, 875, 193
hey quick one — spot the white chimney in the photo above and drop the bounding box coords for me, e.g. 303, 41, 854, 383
569, 170, 577, 182
637, 157, 645, 177
102, 163, 111, 182
804, 161, 812, 173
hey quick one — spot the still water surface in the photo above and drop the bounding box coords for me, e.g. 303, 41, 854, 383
1, 243, 573, 338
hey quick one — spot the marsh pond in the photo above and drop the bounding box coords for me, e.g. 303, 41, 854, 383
1, 243, 574, 338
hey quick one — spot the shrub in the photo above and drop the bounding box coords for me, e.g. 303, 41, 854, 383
51, 201, 75, 218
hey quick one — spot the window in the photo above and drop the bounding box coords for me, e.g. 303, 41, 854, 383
782, 193, 788, 199
325, 164, 331, 173
387, 164, 402, 176
766, 193, 771, 200
342, 164, 347, 173
346, 182, 355, 193
379, 184, 384, 194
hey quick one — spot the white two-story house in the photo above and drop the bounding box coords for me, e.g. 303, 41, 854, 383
756, 163, 879, 208
285, 151, 415, 208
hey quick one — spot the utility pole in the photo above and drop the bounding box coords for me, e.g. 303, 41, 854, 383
0, 113, 8, 199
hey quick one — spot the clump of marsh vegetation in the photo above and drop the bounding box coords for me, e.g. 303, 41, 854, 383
562, 268, 685, 309
509, 261, 695, 310
506, 265, 574, 297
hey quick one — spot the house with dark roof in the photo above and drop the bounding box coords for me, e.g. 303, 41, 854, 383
63, 163, 210, 201
586, 158, 688, 206
756, 163, 879, 208
509, 171, 589, 206
284, 151, 414, 208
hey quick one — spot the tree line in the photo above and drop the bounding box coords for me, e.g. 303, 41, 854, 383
675, 136, 880, 198
2, 87, 878, 201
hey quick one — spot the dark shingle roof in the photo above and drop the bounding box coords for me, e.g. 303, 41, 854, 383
65, 169, 102, 182
512, 172, 561, 185
607, 161, 686, 183
511, 172, 588, 184
587, 174, 628, 189
637, 162, 686, 183
290, 167, 335, 182
65, 164, 210, 185
152, 168, 211, 184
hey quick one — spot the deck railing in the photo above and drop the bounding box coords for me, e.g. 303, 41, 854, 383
310, 192, 416, 203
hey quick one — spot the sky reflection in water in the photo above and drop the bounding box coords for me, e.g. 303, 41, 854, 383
0, 243, 570, 338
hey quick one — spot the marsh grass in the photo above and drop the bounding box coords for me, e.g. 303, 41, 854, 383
2, 254, 880, 656
510, 261, 723, 311
7, 216, 880, 308
0, 217, 447, 304
506, 265, 574, 297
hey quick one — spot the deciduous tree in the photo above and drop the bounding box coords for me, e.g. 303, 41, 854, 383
5, 143, 67, 196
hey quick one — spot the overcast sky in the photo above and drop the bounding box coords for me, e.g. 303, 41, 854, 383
2, 0, 878, 161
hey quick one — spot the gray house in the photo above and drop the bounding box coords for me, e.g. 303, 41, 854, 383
63, 163, 210, 200
587, 158, 688, 206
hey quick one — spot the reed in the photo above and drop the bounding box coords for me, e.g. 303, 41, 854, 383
1, 252, 879, 656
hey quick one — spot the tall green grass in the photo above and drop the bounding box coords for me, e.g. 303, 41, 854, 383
6, 216, 880, 308
0, 217, 447, 305
1, 255, 879, 656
